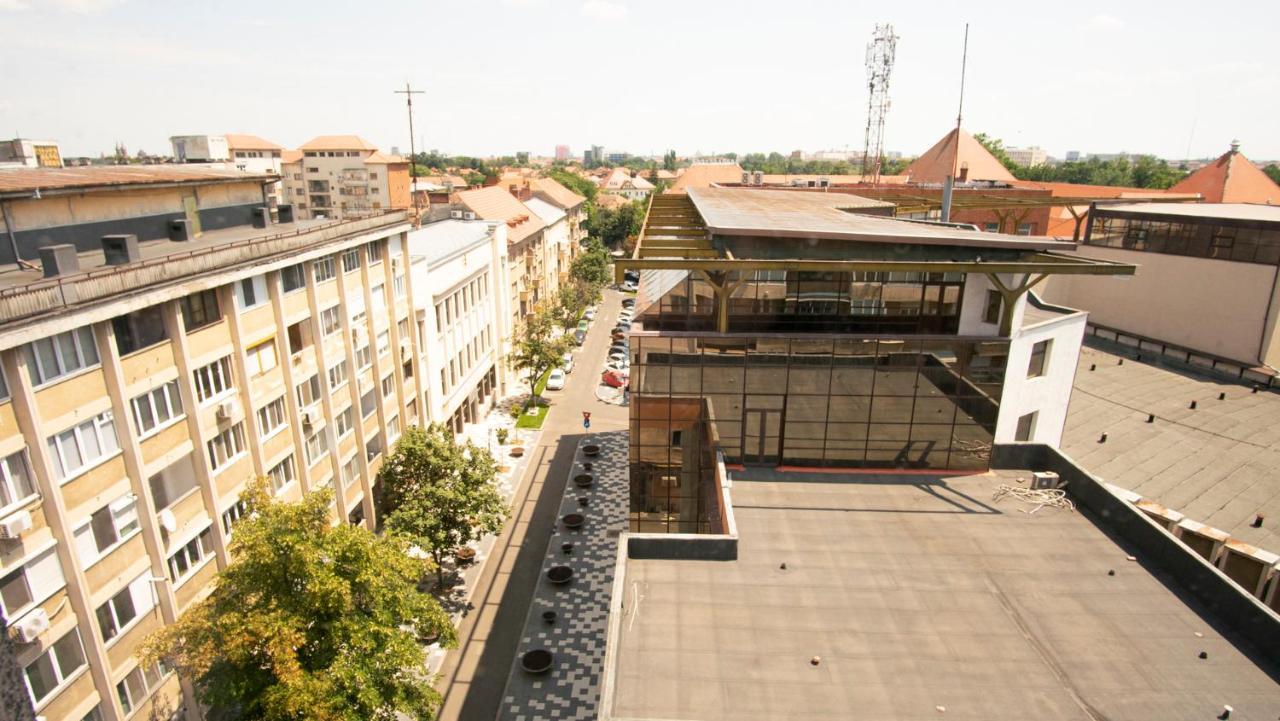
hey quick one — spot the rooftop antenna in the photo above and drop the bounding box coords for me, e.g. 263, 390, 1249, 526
941, 23, 969, 223
860, 23, 898, 184
394, 82, 425, 223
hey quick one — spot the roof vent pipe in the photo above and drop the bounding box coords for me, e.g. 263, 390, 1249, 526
39, 244, 80, 277
101, 234, 140, 265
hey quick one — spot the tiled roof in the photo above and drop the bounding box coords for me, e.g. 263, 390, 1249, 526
904, 128, 1017, 184
530, 177, 586, 209
1171, 144, 1280, 204
281, 150, 303, 164
364, 151, 408, 165
524, 196, 567, 226
669, 163, 747, 193
223, 133, 282, 151
759, 173, 911, 186
0, 165, 277, 196
297, 135, 378, 151
455, 185, 545, 244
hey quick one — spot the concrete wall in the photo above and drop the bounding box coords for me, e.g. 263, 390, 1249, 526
1041, 245, 1280, 366
992, 443, 1280, 662
996, 302, 1086, 446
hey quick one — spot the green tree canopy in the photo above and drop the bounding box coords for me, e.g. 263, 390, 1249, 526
1263, 164, 1280, 186
571, 236, 612, 287
974, 133, 1188, 189
141, 481, 455, 721
552, 282, 590, 333
510, 309, 571, 402
380, 424, 506, 588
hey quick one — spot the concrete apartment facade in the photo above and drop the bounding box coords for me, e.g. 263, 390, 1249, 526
0, 139, 63, 169
0, 167, 511, 721
169, 134, 286, 206
280, 136, 410, 221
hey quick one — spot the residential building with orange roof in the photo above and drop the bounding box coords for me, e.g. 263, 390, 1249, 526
667, 162, 747, 193
599, 167, 654, 201
904, 127, 1017, 184
455, 185, 548, 335
170, 133, 286, 203
1171, 141, 1280, 204
530, 177, 588, 246
280, 136, 409, 220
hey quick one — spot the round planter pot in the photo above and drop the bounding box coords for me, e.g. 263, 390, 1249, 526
547, 565, 574, 584
582, 444, 601, 457
520, 649, 554, 674
542, 610, 557, 624
509, 447, 525, 458
454, 547, 477, 564
561, 542, 574, 555
562, 513, 585, 529
574, 474, 593, 488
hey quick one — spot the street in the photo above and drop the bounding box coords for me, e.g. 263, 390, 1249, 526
433, 289, 630, 721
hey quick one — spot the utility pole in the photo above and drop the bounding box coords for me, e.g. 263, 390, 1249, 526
394, 82, 425, 223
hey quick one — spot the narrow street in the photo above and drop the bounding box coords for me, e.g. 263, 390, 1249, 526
433, 289, 630, 721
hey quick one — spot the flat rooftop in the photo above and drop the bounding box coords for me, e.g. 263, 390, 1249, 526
687, 187, 1074, 251
610, 470, 1280, 721
407, 218, 494, 267
1097, 202, 1280, 224
1062, 344, 1280, 554
0, 164, 277, 197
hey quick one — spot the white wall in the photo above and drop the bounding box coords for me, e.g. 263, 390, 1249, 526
995, 308, 1087, 446
956, 272, 1027, 337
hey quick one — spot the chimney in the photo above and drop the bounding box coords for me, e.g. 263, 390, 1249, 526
277, 204, 296, 223
39, 244, 79, 278
101, 234, 140, 265
168, 219, 192, 241
1230, 139, 1241, 154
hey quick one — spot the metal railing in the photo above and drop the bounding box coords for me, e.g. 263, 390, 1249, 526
1085, 322, 1279, 392
0, 211, 408, 326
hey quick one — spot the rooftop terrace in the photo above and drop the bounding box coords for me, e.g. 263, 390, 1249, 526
606, 469, 1280, 721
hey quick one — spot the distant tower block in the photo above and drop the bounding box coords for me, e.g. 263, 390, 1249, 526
861, 23, 898, 183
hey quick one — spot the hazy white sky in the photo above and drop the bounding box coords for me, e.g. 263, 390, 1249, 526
2, 0, 1277, 161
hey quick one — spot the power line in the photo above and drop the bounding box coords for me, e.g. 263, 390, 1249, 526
394, 82, 425, 222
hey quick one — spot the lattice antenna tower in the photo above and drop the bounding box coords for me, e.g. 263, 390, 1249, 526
861, 23, 898, 183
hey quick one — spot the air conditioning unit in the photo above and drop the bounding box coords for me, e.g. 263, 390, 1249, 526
1030, 471, 1061, 490
352, 327, 366, 345
13, 608, 50, 643
464, 211, 476, 221
399, 340, 411, 358
450, 210, 463, 219
301, 410, 316, 427
0, 510, 33, 539
741, 171, 751, 184
157, 509, 177, 533
216, 399, 239, 422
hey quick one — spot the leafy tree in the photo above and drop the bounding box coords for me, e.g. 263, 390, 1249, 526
975, 132, 1187, 189
588, 200, 646, 248
571, 237, 612, 287
552, 282, 589, 334
140, 481, 455, 721
663, 150, 677, 172
510, 309, 571, 403
548, 168, 598, 203
1264, 164, 1280, 186
380, 424, 506, 589
973, 133, 1021, 173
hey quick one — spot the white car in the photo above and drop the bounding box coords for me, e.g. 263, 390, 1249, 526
583, 308, 597, 321
545, 369, 567, 391
561, 352, 575, 373
622, 281, 638, 292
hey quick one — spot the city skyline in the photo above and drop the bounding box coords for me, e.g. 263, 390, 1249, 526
2, 0, 1278, 160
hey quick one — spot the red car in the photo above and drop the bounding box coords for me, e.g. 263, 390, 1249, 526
602, 369, 629, 388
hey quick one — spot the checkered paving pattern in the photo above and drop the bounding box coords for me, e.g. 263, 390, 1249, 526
499, 431, 628, 721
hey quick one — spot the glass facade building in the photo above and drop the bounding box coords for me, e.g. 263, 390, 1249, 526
1085, 211, 1280, 266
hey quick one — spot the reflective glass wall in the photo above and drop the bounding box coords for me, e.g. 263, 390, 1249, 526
1086, 214, 1280, 265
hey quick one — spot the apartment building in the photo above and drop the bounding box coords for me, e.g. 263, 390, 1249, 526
619, 188, 1135, 533
454, 186, 547, 334
530, 177, 588, 248
0, 139, 63, 169
598, 167, 653, 201
0, 166, 507, 721
168, 134, 285, 206
279, 136, 411, 221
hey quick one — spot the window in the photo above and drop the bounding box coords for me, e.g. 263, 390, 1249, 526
112, 306, 168, 355
117, 661, 170, 715
435, 303, 444, 333
1, 546, 64, 619
369, 171, 379, 179
394, 274, 405, 298
268, 455, 297, 491
47, 411, 119, 481
207, 423, 246, 471
327, 359, 348, 390
335, 406, 354, 438
73, 495, 139, 566
167, 527, 214, 584
376, 329, 390, 357
305, 430, 328, 466
25, 327, 99, 385
287, 320, 312, 356
96, 573, 155, 643
1027, 339, 1051, 379
24, 627, 86, 705
371, 284, 386, 316
81, 705, 104, 721
246, 339, 278, 376
221, 499, 246, 535
440, 368, 448, 394
320, 306, 342, 336
388, 414, 401, 441
148, 455, 197, 511
281, 264, 306, 293
381, 374, 395, 399
1015, 412, 1037, 442
367, 241, 383, 263
179, 289, 221, 331
257, 396, 287, 438
0, 365, 8, 400
1016, 223, 1034, 236
365, 432, 382, 461
131, 380, 183, 437
237, 276, 267, 309
0, 451, 35, 510
296, 375, 322, 408
341, 248, 360, 273
313, 257, 337, 283
360, 388, 376, 418
340, 454, 360, 488
355, 345, 372, 370
193, 356, 234, 403
983, 290, 1002, 325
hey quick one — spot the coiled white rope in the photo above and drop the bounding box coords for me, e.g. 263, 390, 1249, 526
992, 484, 1075, 513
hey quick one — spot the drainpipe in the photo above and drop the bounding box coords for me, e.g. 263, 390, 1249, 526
940, 175, 954, 223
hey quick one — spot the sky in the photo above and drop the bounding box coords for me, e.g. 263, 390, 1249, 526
1, 0, 1277, 161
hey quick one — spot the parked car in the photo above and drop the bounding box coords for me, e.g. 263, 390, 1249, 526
606, 358, 630, 372
622, 281, 638, 293
621, 298, 635, 308
561, 352, 575, 374
545, 369, 567, 391
577, 319, 589, 332
611, 330, 627, 341
613, 323, 632, 333
602, 369, 629, 388
608, 349, 628, 363
583, 308, 597, 321
573, 330, 586, 345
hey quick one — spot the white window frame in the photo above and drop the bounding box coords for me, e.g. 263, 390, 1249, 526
96, 572, 156, 645
130, 380, 184, 439
257, 397, 288, 440
341, 248, 360, 273
26, 327, 100, 387
23, 627, 86, 709
206, 423, 246, 473
327, 360, 349, 391
304, 430, 328, 467
245, 339, 278, 377
167, 527, 215, 587
236, 275, 268, 310
320, 306, 342, 336
192, 356, 235, 405
0, 543, 65, 621
313, 256, 337, 284
116, 661, 171, 716
375, 330, 390, 357
0, 449, 37, 513
221, 498, 246, 536
268, 455, 297, 492
47, 411, 119, 483
73, 494, 140, 568
339, 454, 359, 489
334, 406, 354, 439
